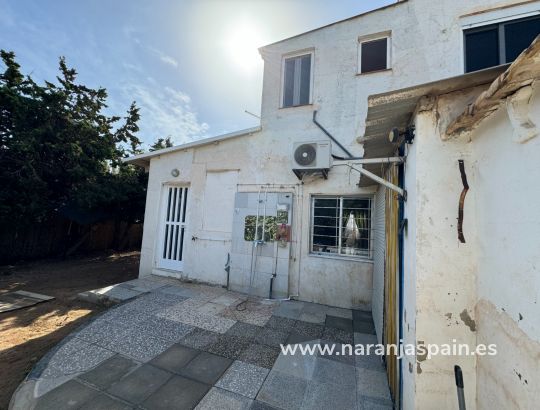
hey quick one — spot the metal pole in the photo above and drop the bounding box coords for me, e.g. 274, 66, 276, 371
454, 365, 466, 410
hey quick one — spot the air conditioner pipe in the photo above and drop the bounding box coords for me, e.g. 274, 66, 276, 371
312, 110, 357, 159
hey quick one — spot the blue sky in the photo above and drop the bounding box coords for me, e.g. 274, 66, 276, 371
1, 0, 393, 148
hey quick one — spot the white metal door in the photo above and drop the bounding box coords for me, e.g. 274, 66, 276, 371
158, 185, 188, 271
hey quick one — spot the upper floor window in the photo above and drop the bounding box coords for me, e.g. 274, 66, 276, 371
464, 15, 540, 72
359, 36, 390, 74
282, 52, 312, 108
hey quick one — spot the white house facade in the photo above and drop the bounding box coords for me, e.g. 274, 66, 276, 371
127, 1, 540, 408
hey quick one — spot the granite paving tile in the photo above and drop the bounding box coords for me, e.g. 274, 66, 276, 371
316, 340, 355, 366
321, 326, 354, 344
142, 375, 210, 410
264, 316, 296, 333
75, 318, 131, 345
162, 309, 236, 333
157, 285, 198, 298
195, 387, 252, 410
356, 367, 392, 401
107, 364, 171, 404
254, 327, 289, 348
78, 355, 139, 390
197, 301, 227, 316
212, 294, 242, 306
216, 360, 269, 399
272, 351, 316, 380
354, 332, 378, 346
311, 357, 356, 386
357, 394, 394, 410
301, 380, 357, 410
207, 334, 251, 360
294, 321, 323, 339
272, 301, 303, 320
179, 351, 232, 384
149, 344, 199, 373
325, 315, 353, 331
239, 343, 280, 369
130, 315, 194, 342
104, 326, 174, 362
179, 328, 221, 350
352, 309, 373, 322
256, 370, 307, 410
34, 380, 99, 410
226, 322, 262, 340
42, 338, 115, 377
220, 303, 274, 327
353, 320, 376, 335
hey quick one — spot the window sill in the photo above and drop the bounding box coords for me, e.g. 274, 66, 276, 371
279, 103, 313, 110
356, 68, 392, 76
309, 252, 373, 263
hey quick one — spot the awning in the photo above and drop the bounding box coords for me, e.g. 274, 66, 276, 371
358, 65, 507, 186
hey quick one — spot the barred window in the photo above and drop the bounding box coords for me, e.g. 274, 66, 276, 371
311, 196, 372, 259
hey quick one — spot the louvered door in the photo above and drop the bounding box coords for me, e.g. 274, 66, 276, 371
158, 186, 188, 271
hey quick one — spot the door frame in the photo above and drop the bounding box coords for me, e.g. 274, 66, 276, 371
156, 183, 189, 272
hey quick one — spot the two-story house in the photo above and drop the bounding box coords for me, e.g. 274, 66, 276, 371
126, 0, 540, 408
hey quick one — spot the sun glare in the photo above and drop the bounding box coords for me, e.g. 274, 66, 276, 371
224, 22, 264, 72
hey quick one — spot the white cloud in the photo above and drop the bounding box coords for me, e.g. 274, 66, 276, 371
121, 79, 209, 146
159, 54, 179, 68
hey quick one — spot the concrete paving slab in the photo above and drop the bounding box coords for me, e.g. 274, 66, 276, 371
106, 364, 171, 404
311, 357, 356, 386
325, 315, 353, 331
179, 351, 232, 384
216, 360, 269, 399
142, 375, 210, 410
301, 380, 357, 410
354, 332, 378, 345
78, 355, 139, 390
239, 343, 280, 369
326, 306, 353, 319
298, 312, 326, 324
353, 320, 376, 335
195, 387, 252, 410
256, 370, 307, 410
250, 401, 281, 410
149, 343, 199, 373
78, 393, 132, 410
272, 301, 303, 320
78, 284, 143, 305
352, 309, 373, 322
34, 380, 99, 410
207, 334, 251, 360
356, 367, 392, 401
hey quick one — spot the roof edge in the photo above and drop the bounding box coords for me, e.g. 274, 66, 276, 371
124, 126, 261, 166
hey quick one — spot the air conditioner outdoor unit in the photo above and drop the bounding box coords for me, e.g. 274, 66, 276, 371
292, 141, 332, 170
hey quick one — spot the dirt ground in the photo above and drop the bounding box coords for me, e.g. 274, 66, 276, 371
0, 252, 139, 409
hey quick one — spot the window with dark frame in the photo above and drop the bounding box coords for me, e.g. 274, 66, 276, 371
464, 15, 540, 73
360, 37, 388, 73
311, 196, 372, 259
282, 53, 312, 107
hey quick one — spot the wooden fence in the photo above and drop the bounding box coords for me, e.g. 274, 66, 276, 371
0, 216, 142, 264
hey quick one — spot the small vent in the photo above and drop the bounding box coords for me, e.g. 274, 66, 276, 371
294, 144, 317, 166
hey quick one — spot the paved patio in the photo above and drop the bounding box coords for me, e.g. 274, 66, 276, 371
11, 276, 392, 409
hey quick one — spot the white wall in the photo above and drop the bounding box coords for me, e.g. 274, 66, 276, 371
469, 85, 540, 410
